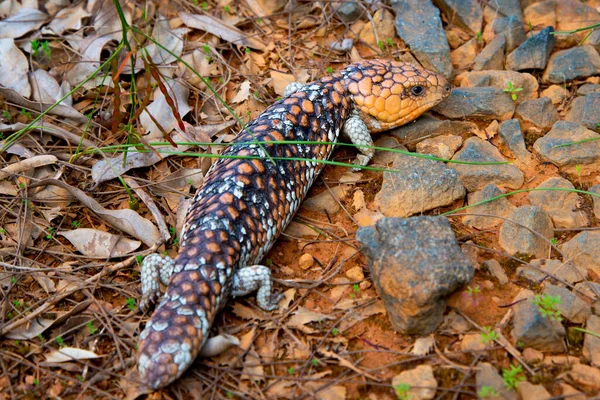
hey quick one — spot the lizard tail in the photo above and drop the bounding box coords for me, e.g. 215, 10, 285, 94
137, 266, 221, 389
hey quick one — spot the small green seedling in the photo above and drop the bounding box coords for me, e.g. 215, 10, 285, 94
503, 81, 523, 101
326, 67, 333, 74
287, 367, 295, 374
136, 255, 144, 265
532, 294, 562, 321
465, 285, 481, 296
393, 383, 410, 400
332, 328, 340, 336
71, 220, 82, 228
223, 5, 231, 13
55, 336, 64, 347
476, 31, 483, 43
311, 358, 319, 366
480, 326, 499, 344
86, 321, 97, 335
550, 238, 558, 246
19, 108, 33, 120
126, 297, 136, 311
502, 365, 525, 390
45, 227, 56, 240
478, 386, 499, 398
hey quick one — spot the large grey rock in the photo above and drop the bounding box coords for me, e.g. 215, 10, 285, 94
460, 70, 538, 105
498, 119, 531, 160
391, 0, 453, 78
433, 0, 482, 34
357, 217, 474, 335
528, 177, 590, 229
543, 45, 600, 83
373, 152, 466, 217
506, 26, 555, 71
533, 121, 600, 174
560, 230, 600, 276
473, 34, 505, 71
499, 206, 554, 258
462, 184, 516, 229
433, 87, 515, 120
543, 284, 591, 324
515, 97, 560, 135
512, 289, 566, 352
450, 137, 524, 192
475, 362, 518, 400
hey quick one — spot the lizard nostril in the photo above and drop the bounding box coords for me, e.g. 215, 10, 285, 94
444, 83, 452, 95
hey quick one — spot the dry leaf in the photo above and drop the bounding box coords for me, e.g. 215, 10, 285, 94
5, 318, 54, 339
65, 35, 114, 88
199, 334, 240, 357
411, 337, 434, 356
0, 8, 47, 38
92, 0, 131, 41
231, 80, 251, 104
144, 15, 188, 65
231, 303, 268, 321
288, 306, 334, 333
179, 12, 265, 50
59, 228, 142, 258
0, 38, 30, 97
140, 81, 191, 138
241, 349, 264, 383
33, 273, 56, 294
270, 70, 295, 96
30, 69, 72, 106
43, 2, 90, 35
44, 347, 103, 363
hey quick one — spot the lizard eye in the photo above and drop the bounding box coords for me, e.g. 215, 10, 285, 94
411, 85, 425, 96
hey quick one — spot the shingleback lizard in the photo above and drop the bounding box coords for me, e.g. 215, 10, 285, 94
137, 59, 451, 389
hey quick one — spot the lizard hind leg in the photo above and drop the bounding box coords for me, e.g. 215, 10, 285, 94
232, 265, 283, 311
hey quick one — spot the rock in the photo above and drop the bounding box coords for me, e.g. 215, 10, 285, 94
482, 259, 508, 285
543, 284, 591, 324
498, 119, 531, 160
577, 83, 600, 95
531, 258, 587, 285
439, 310, 471, 334
450, 137, 524, 192
284, 221, 319, 238
415, 135, 462, 160
572, 93, 600, 132
542, 355, 580, 366
543, 45, 600, 84
515, 97, 560, 135
351, 9, 396, 47
462, 184, 516, 229
499, 206, 554, 258
460, 333, 487, 352
335, 1, 361, 22
516, 382, 551, 400
391, 365, 437, 400
583, 314, 600, 367
533, 121, 600, 175
391, 0, 453, 78
560, 230, 600, 276
528, 177, 590, 229
373, 152, 465, 217
565, 96, 586, 126
390, 114, 477, 148
556, 0, 600, 48
445, 26, 471, 49
516, 265, 546, 286
473, 35, 505, 71
356, 217, 474, 335
475, 362, 518, 400
483, 15, 526, 52
345, 266, 364, 282
558, 382, 586, 400
566, 364, 600, 391
372, 136, 403, 165
298, 253, 314, 270
302, 185, 347, 215
589, 184, 600, 219
541, 84, 569, 105
523, 2, 556, 34
433, 0, 482, 34
506, 26, 555, 71
433, 87, 515, 121
450, 38, 479, 70
511, 289, 566, 352
483, 0, 523, 22
459, 70, 538, 105
522, 347, 544, 364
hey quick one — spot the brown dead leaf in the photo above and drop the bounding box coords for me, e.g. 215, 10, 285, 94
231, 303, 268, 321
44, 347, 103, 363
5, 318, 54, 340
338, 300, 386, 332
288, 306, 334, 334
179, 12, 265, 50
231, 80, 251, 104
59, 228, 141, 258
241, 349, 264, 383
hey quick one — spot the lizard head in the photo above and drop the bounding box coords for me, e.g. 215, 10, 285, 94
343, 59, 451, 132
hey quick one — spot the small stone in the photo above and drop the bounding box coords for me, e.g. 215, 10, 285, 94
415, 135, 462, 160
566, 364, 600, 391
473, 34, 505, 71
391, 114, 477, 149
482, 15, 526, 52
560, 230, 600, 276
543, 284, 591, 324
515, 97, 560, 136
565, 96, 586, 125
577, 93, 600, 132
446, 27, 470, 49
435, 0, 482, 34
558, 382, 586, 400
531, 258, 587, 285
475, 362, 518, 400
522, 347, 544, 364
542, 355, 580, 366
480, 280, 494, 290
433, 87, 515, 121
583, 314, 600, 366
354, 208, 385, 227
450, 38, 479, 71
439, 310, 471, 334
345, 266, 364, 282
335, 1, 361, 22
392, 0, 453, 78
352, 190, 366, 210
391, 365, 437, 400
354, 9, 395, 46
284, 221, 319, 238
460, 70, 538, 105
356, 217, 474, 335
460, 333, 487, 352
498, 118, 531, 160
589, 184, 600, 219
543, 45, 600, 84
541, 85, 569, 105
298, 253, 314, 270
499, 206, 554, 258
516, 381, 551, 400
374, 152, 465, 217
533, 121, 600, 175
359, 281, 371, 290
372, 136, 402, 165
483, 0, 523, 22
577, 83, 600, 95
482, 259, 508, 285
523, 1, 556, 32
528, 177, 590, 229
506, 26, 555, 71
302, 185, 347, 215
556, 0, 600, 48
511, 289, 566, 352
450, 137, 524, 192
516, 265, 546, 286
